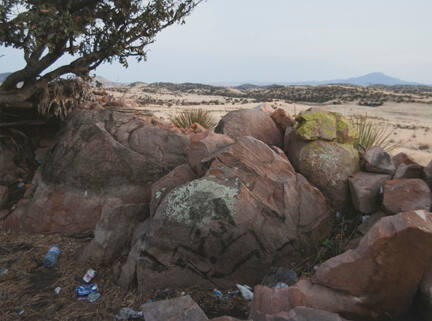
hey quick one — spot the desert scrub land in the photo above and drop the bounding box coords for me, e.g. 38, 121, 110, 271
105, 83, 432, 165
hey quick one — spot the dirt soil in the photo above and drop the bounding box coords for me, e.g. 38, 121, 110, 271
0, 221, 251, 321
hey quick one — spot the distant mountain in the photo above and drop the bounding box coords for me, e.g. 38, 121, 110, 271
228, 73, 423, 89
321, 72, 421, 86
0, 72, 11, 83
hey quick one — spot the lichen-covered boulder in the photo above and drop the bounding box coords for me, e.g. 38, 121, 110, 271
295, 108, 357, 144
118, 136, 331, 291
215, 109, 282, 147
286, 135, 360, 209
286, 109, 360, 209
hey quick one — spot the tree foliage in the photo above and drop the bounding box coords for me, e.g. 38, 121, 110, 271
0, 0, 202, 109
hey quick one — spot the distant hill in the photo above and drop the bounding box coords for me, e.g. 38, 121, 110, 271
228, 72, 423, 89
0, 72, 11, 83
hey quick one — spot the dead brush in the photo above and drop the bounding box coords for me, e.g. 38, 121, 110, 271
171, 108, 216, 129
37, 78, 93, 120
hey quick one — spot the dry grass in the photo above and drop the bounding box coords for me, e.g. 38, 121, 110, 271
352, 115, 400, 152
171, 108, 216, 129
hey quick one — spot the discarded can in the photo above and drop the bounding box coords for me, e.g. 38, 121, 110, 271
76, 283, 98, 297
213, 289, 222, 298
88, 292, 101, 303
83, 268, 96, 283
43, 245, 60, 268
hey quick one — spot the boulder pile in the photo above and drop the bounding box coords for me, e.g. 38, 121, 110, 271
1, 102, 432, 320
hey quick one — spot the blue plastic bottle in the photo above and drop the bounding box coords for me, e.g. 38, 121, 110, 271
43, 245, 60, 268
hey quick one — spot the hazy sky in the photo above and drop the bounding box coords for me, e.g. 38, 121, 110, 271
1, 0, 432, 84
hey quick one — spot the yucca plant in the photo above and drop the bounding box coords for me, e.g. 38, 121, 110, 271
352, 115, 399, 152
171, 108, 216, 129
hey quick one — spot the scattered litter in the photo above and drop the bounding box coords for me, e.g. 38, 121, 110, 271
84, 190, 88, 197
43, 245, 60, 268
88, 292, 101, 303
274, 282, 288, 289
236, 284, 253, 301
18, 309, 24, 316
54, 287, 61, 295
313, 265, 319, 272
36, 159, 43, 165
335, 211, 341, 219
116, 307, 144, 320
0, 268, 8, 276
213, 289, 222, 299
362, 215, 370, 224
76, 283, 98, 297
83, 268, 96, 283
17, 182, 25, 188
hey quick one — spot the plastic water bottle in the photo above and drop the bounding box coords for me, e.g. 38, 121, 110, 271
43, 245, 60, 268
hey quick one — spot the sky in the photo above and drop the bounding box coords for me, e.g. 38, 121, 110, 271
1, 0, 432, 84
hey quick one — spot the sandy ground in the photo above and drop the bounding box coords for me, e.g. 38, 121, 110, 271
108, 87, 432, 166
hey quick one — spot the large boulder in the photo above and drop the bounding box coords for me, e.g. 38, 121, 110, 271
348, 172, 390, 214
150, 164, 197, 216
186, 132, 234, 176
382, 179, 431, 214
286, 136, 360, 209
215, 109, 282, 147
271, 108, 295, 135
5, 107, 190, 233
140, 295, 208, 321
394, 163, 424, 179
314, 210, 432, 318
361, 146, 395, 175
285, 109, 360, 209
417, 264, 432, 321
118, 136, 331, 291
295, 108, 357, 144
252, 210, 432, 320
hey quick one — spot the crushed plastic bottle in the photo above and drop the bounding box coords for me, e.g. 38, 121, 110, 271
0, 268, 8, 276
88, 292, 101, 303
116, 307, 144, 320
236, 284, 253, 301
54, 287, 61, 295
43, 245, 60, 268
76, 283, 98, 297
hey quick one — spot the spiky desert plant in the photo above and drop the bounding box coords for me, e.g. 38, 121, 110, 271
352, 115, 399, 152
171, 109, 216, 129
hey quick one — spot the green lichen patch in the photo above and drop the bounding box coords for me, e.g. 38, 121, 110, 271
333, 113, 358, 144
157, 177, 240, 228
296, 109, 337, 141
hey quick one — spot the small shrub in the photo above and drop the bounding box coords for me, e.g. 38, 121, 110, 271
419, 144, 430, 151
352, 115, 399, 152
171, 108, 216, 129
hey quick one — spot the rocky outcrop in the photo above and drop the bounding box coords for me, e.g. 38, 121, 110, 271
394, 163, 424, 179
361, 146, 395, 175
382, 179, 431, 214
5, 107, 190, 233
348, 172, 390, 214
271, 108, 295, 135
252, 210, 432, 320
285, 109, 360, 209
392, 152, 417, 168
140, 295, 209, 321
417, 264, 432, 321
118, 136, 331, 291
215, 109, 283, 147
186, 132, 234, 176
